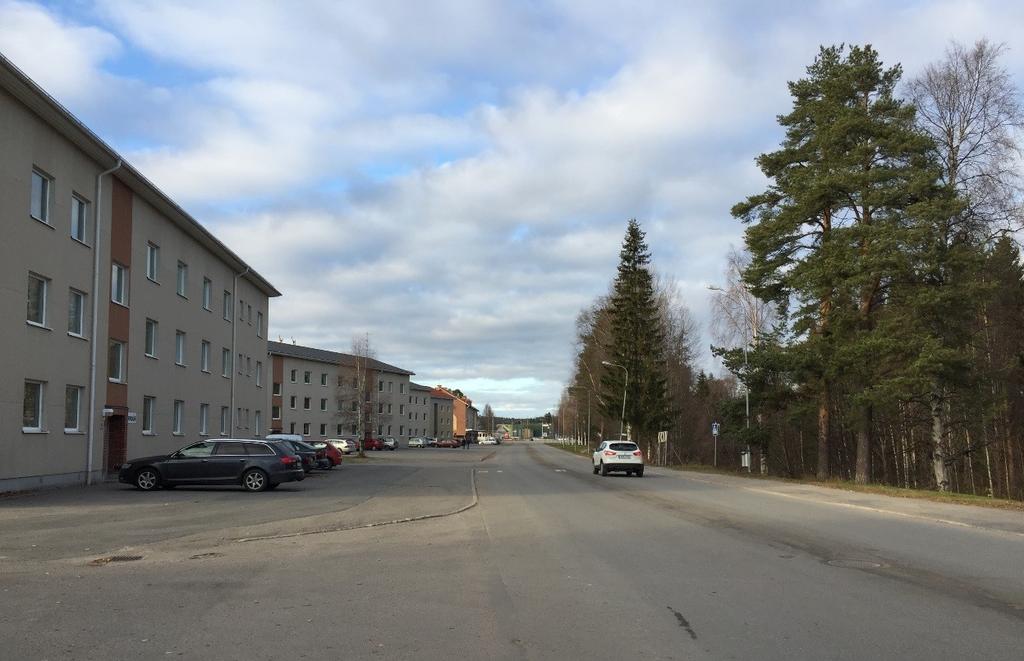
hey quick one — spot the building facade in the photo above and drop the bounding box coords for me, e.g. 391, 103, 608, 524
408, 382, 433, 438
268, 341, 415, 442
429, 388, 455, 439
1, 55, 279, 491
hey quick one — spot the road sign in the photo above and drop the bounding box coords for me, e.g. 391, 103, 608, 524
657, 431, 667, 444
711, 422, 720, 437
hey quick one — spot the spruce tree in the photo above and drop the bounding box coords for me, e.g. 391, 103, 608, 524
601, 219, 669, 443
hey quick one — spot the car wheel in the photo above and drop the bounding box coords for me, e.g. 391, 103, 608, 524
242, 468, 269, 492
600, 462, 608, 476
636, 467, 644, 477
593, 463, 599, 475
134, 468, 160, 491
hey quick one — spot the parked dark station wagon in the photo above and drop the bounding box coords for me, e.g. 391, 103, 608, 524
119, 439, 306, 492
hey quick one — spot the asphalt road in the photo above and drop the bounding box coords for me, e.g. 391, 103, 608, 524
2, 442, 1022, 660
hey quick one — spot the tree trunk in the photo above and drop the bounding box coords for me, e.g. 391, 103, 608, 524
816, 385, 830, 480
855, 403, 872, 484
930, 387, 950, 491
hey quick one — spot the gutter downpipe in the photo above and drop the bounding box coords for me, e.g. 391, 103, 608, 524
230, 267, 250, 435
86, 159, 122, 485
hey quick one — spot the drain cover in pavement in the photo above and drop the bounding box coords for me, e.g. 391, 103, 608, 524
89, 554, 143, 566
827, 558, 883, 569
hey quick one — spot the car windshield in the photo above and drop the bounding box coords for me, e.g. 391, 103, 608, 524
609, 443, 638, 452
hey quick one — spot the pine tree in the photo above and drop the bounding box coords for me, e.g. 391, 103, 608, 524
601, 219, 669, 443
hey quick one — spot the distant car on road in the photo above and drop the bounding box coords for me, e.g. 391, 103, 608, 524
426, 437, 438, 447
437, 438, 459, 448
363, 438, 385, 451
593, 441, 644, 477
266, 435, 320, 472
382, 437, 398, 451
479, 437, 498, 445
326, 438, 358, 454
118, 439, 305, 492
408, 437, 426, 448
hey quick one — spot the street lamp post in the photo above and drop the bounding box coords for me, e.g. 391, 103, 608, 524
601, 361, 628, 441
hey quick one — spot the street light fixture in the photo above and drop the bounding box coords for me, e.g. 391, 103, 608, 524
601, 360, 628, 441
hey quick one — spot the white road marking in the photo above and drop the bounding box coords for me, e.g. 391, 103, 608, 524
478, 470, 489, 473
554, 469, 566, 473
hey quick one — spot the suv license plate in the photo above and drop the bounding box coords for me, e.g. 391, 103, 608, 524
619, 454, 632, 459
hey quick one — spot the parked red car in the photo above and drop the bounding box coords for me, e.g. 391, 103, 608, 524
308, 441, 343, 468
363, 438, 385, 451
437, 438, 459, 448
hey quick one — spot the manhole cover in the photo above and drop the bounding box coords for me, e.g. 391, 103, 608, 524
89, 554, 143, 566
827, 558, 883, 569
189, 552, 224, 560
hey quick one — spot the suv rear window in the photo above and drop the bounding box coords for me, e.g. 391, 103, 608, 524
609, 443, 638, 451
244, 443, 274, 455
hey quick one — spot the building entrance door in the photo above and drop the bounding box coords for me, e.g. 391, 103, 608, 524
105, 415, 127, 474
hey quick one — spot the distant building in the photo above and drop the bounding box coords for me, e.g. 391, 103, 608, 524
268, 341, 414, 442
433, 385, 474, 439
429, 388, 455, 439
409, 382, 433, 438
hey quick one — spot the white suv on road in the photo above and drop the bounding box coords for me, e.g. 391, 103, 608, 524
593, 441, 644, 477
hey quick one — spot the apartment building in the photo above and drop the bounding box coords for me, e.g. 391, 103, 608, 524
408, 382, 433, 438
268, 341, 415, 441
429, 388, 455, 439
433, 385, 474, 439
0, 55, 279, 491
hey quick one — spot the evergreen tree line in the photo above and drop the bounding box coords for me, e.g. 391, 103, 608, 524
558, 40, 1024, 500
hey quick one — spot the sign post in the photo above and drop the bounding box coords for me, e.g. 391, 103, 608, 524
657, 431, 668, 466
711, 422, 720, 467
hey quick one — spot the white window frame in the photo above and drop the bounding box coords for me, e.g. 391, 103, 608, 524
223, 291, 232, 321
142, 396, 155, 434
145, 243, 159, 282
176, 261, 188, 297
27, 273, 49, 328
68, 288, 86, 337
220, 406, 229, 435
319, 423, 326, 436
320, 398, 327, 412
175, 330, 186, 366
256, 311, 263, 337
71, 193, 89, 244
272, 405, 281, 420
202, 278, 212, 310
290, 396, 296, 410
64, 385, 83, 432
304, 371, 311, 384
30, 168, 51, 224
254, 410, 262, 437
201, 340, 211, 372
321, 373, 327, 386
172, 400, 184, 435
290, 369, 296, 383
302, 422, 310, 436
111, 263, 129, 306
144, 319, 158, 358
23, 380, 45, 432
222, 348, 231, 377
303, 397, 311, 411
199, 403, 209, 436
108, 340, 126, 383
256, 361, 263, 387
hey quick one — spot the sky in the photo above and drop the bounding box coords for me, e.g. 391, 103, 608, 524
2, 0, 1023, 416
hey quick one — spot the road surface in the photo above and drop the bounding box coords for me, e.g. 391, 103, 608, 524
1, 442, 1021, 659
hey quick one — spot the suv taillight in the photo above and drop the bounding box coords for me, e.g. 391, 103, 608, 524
603, 450, 616, 456
633, 451, 643, 457
281, 455, 298, 466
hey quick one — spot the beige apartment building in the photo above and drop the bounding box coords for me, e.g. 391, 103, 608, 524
0, 55, 279, 491
268, 341, 415, 442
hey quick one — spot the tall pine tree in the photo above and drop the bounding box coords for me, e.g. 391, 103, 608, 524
601, 220, 669, 443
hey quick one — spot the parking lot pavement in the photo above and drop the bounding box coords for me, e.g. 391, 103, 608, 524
0, 451, 481, 565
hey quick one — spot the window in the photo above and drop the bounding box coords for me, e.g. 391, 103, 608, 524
289, 396, 296, 409
199, 403, 209, 435
223, 291, 232, 320
146, 243, 159, 281
400, 383, 405, 394
302, 423, 310, 436
387, 404, 392, 414
173, 400, 184, 434
30, 169, 51, 223
222, 348, 231, 377
68, 289, 86, 337
378, 381, 383, 392
319, 423, 326, 436
256, 361, 263, 387
351, 401, 357, 412
400, 425, 404, 436
202, 278, 212, 310
108, 341, 125, 382
399, 404, 405, 415
246, 356, 251, 376
388, 381, 393, 393
220, 407, 230, 435
320, 373, 327, 386
254, 410, 262, 437
378, 403, 384, 414
238, 352, 244, 375
176, 262, 188, 297
352, 377, 357, 389
303, 397, 311, 410
337, 424, 343, 435
216, 441, 246, 455
238, 299, 244, 320
387, 425, 392, 435
181, 442, 215, 458
272, 405, 281, 420
65, 385, 83, 432
111, 263, 128, 305
23, 381, 44, 431
27, 273, 48, 326
142, 396, 155, 434
201, 341, 211, 372
175, 331, 186, 366
247, 304, 252, 325
304, 371, 311, 384
290, 369, 296, 383
320, 398, 327, 412
71, 194, 89, 243
289, 422, 296, 434
145, 319, 158, 357
256, 311, 263, 337
273, 382, 281, 396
